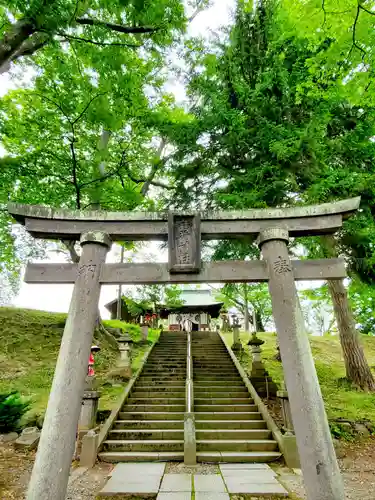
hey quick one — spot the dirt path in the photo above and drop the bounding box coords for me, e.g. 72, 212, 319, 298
1, 438, 374, 499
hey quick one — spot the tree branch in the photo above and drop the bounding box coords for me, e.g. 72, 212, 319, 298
33, 93, 71, 123
0, 19, 35, 72
78, 170, 117, 189
10, 32, 50, 59
70, 141, 80, 209
75, 17, 159, 34
119, 148, 173, 193
62, 240, 80, 263
359, 3, 375, 16
321, 0, 327, 27
72, 92, 107, 125
188, 0, 207, 22
57, 32, 141, 48
349, 5, 367, 60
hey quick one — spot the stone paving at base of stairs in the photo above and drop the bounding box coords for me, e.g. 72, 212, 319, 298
98, 462, 289, 498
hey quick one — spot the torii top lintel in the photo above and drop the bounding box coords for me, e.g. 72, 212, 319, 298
8, 197, 360, 241
7, 197, 360, 242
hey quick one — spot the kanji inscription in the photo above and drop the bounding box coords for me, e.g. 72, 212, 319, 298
273, 257, 292, 275
168, 213, 201, 273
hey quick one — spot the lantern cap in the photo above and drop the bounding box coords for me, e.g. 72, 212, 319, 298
118, 332, 133, 343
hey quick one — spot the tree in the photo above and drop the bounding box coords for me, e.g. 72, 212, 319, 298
0, 0, 195, 271
128, 284, 183, 326
349, 279, 375, 336
168, 0, 375, 389
300, 285, 336, 336
0, 0, 188, 73
215, 283, 273, 332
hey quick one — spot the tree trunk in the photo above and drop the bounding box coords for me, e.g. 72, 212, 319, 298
322, 235, 375, 391
327, 278, 375, 391
255, 309, 265, 332
0, 19, 35, 72
243, 284, 250, 332
116, 245, 124, 320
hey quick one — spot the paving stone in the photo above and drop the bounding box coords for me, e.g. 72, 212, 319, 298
109, 462, 165, 478
225, 477, 288, 496
14, 427, 40, 450
220, 463, 272, 470
195, 493, 230, 500
194, 474, 226, 492
160, 474, 192, 492
99, 474, 161, 496
157, 493, 191, 500
221, 469, 277, 479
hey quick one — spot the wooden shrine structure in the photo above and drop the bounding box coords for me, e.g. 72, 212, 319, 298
8, 197, 359, 500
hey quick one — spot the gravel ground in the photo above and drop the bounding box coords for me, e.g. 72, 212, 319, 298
1, 437, 375, 499
165, 462, 220, 474
65, 463, 112, 500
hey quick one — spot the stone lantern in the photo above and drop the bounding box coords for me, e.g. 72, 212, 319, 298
248, 331, 265, 365
247, 332, 277, 397
117, 332, 134, 378
231, 314, 242, 352
140, 320, 149, 342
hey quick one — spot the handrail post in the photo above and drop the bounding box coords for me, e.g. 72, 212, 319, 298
184, 331, 196, 465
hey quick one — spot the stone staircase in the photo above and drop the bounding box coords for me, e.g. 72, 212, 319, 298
99, 331, 187, 462
193, 331, 281, 463
99, 330, 281, 464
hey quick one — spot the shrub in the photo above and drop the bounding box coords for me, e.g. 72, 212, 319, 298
0, 391, 30, 432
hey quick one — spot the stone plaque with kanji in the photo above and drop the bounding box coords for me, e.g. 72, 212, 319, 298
168, 213, 201, 273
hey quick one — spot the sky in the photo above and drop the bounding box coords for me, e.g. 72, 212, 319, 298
5, 0, 236, 318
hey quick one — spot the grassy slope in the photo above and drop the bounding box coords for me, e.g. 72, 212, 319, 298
0, 307, 159, 420
223, 331, 375, 423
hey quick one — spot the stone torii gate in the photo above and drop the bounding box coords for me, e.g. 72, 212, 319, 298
8, 198, 360, 500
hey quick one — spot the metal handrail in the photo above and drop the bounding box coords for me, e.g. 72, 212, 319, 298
186, 331, 193, 413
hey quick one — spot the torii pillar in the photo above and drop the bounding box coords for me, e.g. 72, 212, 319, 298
259, 228, 344, 500
27, 231, 111, 500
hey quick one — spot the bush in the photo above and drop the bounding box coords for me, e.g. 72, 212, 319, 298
0, 391, 30, 433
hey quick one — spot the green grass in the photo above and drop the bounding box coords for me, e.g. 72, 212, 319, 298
0, 307, 159, 421
223, 331, 375, 423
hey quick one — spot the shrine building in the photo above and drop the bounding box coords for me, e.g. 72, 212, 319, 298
159, 289, 223, 331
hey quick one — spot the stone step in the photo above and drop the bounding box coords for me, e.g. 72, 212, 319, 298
195, 398, 253, 405
114, 420, 184, 430
195, 404, 258, 412
132, 388, 185, 395
143, 369, 186, 373
118, 412, 185, 421
109, 429, 184, 440
196, 439, 278, 452
194, 412, 262, 421
194, 387, 248, 394
194, 380, 244, 385
196, 451, 282, 463
145, 366, 185, 370
99, 451, 184, 463
103, 440, 184, 452
128, 398, 185, 405
136, 380, 186, 386
196, 429, 271, 440
193, 362, 236, 371
195, 420, 267, 430
193, 379, 243, 384
194, 391, 250, 398
193, 370, 239, 375
123, 404, 185, 412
